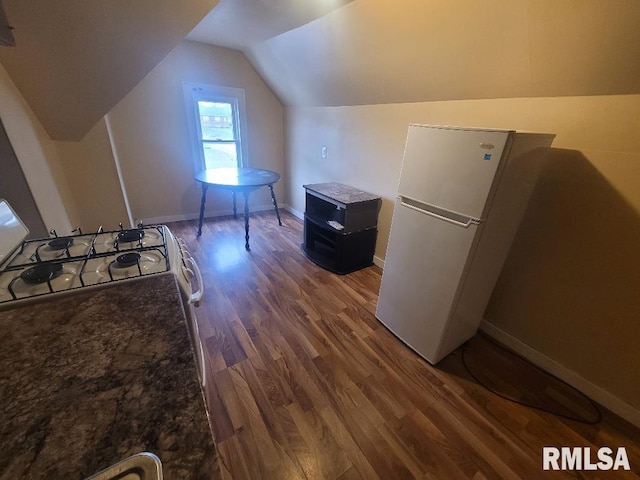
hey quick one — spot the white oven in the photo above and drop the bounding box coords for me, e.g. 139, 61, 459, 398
0, 199, 206, 386
167, 228, 207, 387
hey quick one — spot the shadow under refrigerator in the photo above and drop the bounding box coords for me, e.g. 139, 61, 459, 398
376, 124, 555, 364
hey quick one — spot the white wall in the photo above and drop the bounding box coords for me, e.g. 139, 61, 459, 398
285, 94, 640, 418
54, 118, 129, 231
106, 40, 285, 224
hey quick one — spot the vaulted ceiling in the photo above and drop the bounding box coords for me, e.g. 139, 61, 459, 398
243, 0, 640, 107
1, 0, 639, 141
0, 0, 220, 141
187, 0, 354, 51
0, 0, 353, 141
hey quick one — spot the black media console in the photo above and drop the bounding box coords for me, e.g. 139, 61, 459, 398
302, 182, 381, 274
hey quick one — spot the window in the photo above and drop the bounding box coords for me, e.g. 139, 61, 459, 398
183, 82, 248, 171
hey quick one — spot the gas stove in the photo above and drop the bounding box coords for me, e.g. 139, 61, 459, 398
0, 197, 207, 388
0, 224, 171, 304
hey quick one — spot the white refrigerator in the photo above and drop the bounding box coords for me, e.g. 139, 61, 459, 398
376, 124, 555, 364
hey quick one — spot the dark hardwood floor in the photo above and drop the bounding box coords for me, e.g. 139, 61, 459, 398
168, 210, 640, 480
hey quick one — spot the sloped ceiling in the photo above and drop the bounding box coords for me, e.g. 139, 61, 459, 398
239, 0, 640, 107
1, 0, 638, 142
187, 0, 355, 51
0, 0, 219, 141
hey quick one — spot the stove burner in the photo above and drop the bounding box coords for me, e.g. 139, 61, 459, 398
20, 263, 64, 284
117, 229, 145, 243
48, 237, 74, 250
115, 253, 141, 268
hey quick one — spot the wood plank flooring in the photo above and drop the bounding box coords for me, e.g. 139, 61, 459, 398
168, 210, 640, 479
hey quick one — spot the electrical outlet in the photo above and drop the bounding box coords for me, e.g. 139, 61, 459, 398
321, 146, 328, 158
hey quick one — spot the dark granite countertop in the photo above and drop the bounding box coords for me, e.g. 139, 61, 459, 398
0, 274, 219, 479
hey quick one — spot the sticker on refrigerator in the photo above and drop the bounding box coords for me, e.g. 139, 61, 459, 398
483, 153, 492, 160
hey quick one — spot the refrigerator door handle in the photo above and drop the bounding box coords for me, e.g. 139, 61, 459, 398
398, 195, 481, 228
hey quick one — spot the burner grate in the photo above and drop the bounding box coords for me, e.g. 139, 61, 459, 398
117, 229, 145, 244
20, 263, 63, 284
48, 237, 74, 251
1, 224, 171, 303
115, 253, 141, 268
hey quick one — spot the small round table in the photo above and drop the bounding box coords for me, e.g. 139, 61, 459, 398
194, 167, 282, 250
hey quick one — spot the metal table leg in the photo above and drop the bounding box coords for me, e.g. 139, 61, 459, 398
268, 184, 283, 226
243, 191, 251, 250
232, 191, 237, 219
197, 183, 208, 236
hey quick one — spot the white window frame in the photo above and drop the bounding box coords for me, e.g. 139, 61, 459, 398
182, 82, 249, 172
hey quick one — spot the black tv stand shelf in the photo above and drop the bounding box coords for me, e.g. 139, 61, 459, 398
302, 182, 381, 274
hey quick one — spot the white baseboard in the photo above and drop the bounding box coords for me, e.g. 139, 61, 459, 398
480, 320, 640, 429
138, 203, 288, 226
373, 255, 385, 269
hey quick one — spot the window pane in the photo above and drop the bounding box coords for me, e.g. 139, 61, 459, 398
198, 101, 235, 141
203, 143, 238, 169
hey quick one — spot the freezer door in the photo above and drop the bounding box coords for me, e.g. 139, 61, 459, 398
398, 125, 512, 219
376, 198, 480, 364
